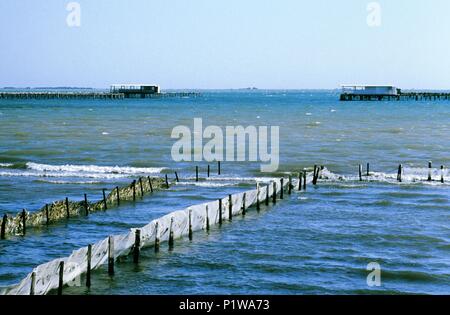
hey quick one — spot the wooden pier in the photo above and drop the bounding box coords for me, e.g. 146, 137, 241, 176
0, 91, 200, 100
0, 92, 124, 100
340, 92, 450, 102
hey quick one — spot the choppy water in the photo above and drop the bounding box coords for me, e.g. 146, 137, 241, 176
0, 90, 449, 294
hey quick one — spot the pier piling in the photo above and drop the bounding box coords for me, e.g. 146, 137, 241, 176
102, 189, 107, 210
428, 161, 432, 181
133, 230, 141, 263
65, 197, 70, 218
359, 164, 363, 181
196, 166, 199, 182
228, 195, 233, 221
168, 219, 174, 250
58, 261, 64, 295
175, 172, 179, 182
242, 193, 246, 216
205, 206, 210, 231
441, 165, 444, 183
86, 244, 92, 288
116, 187, 120, 206
154, 222, 160, 252
30, 272, 36, 295
148, 176, 153, 193
218, 199, 223, 225
21, 209, 26, 235
188, 210, 193, 241
139, 177, 144, 197
272, 182, 277, 204
1, 214, 6, 239
256, 184, 260, 211
45, 204, 49, 225
84, 194, 89, 216
397, 164, 403, 182
108, 236, 114, 275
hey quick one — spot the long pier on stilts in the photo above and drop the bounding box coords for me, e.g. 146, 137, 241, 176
339, 85, 450, 101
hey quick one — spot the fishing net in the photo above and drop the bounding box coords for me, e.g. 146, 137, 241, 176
1, 175, 307, 295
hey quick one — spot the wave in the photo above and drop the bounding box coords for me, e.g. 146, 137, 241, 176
319, 167, 450, 186
26, 162, 165, 174
0, 162, 166, 180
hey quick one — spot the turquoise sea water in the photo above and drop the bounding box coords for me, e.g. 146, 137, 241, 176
0, 90, 449, 294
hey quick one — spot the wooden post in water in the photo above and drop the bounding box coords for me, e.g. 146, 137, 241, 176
116, 187, 120, 206
205, 206, 210, 231
102, 189, 107, 210
45, 204, 50, 225
165, 174, 169, 188
168, 218, 174, 250
441, 165, 444, 183
256, 183, 260, 211
298, 172, 302, 191
196, 166, 199, 182
1, 214, 6, 239
218, 199, 223, 225
280, 178, 284, 199
58, 261, 64, 295
175, 172, 179, 182
148, 176, 153, 193
288, 175, 292, 195
242, 193, 246, 216
397, 164, 403, 182
228, 195, 233, 221
303, 171, 307, 190
312, 165, 317, 185
22, 209, 26, 235
218, 161, 221, 175
65, 197, 70, 218
86, 244, 92, 288
108, 236, 114, 276
84, 194, 89, 216
272, 182, 277, 204
30, 272, 36, 295
359, 164, 363, 181
366, 163, 370, 177
188, 210, 193, 241
132, 180, 136, 201
428, 161, 432, 181
133, 229, 141, 263
154, 222, 160, 252
265, 184, 269, 206
139, 177, 144, 197
207, 165, 210, 178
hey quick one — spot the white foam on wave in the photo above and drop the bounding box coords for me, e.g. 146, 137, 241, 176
0, 163, 166, 180
0, 170, 128, 179
35, 179, 102, 184
176, 181, 237, 187
320, 167, 450, 186
26, 162, 165, 174
0, 163, 13, 168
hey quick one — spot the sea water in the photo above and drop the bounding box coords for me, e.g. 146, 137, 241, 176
0, 90, 448, 294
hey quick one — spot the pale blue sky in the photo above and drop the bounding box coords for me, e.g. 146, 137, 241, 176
1, 0, 450, 89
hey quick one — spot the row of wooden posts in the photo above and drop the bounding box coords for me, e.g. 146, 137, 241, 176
1, 162, 224, 239
358, 162, 446, 183
48, 171, 312, 295
0, 176, 162, 239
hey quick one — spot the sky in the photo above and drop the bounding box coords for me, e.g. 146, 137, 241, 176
1, 0, 450, 89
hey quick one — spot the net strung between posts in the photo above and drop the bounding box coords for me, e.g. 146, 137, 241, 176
1, 174, 314, 296
0, 177, 166, 237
